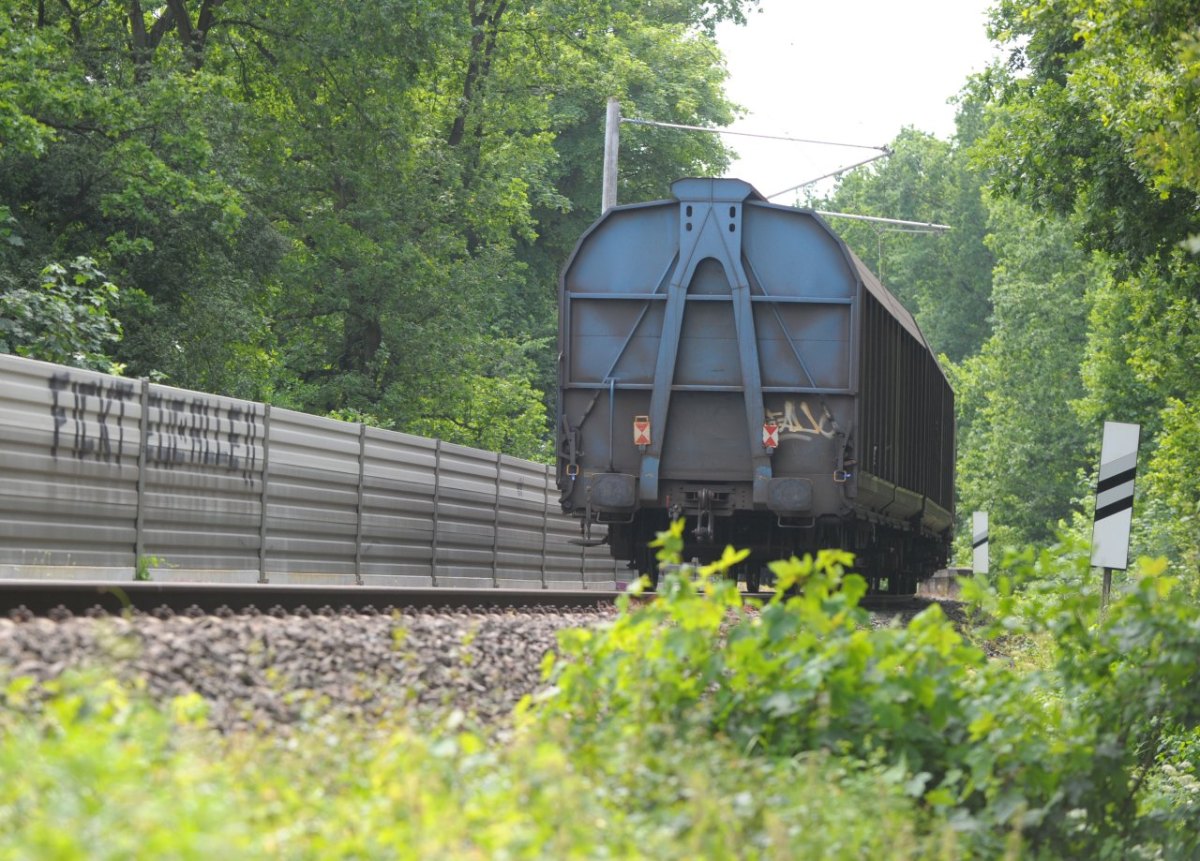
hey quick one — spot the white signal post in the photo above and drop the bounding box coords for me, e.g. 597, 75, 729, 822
972, 511, 988, 575
1090, 421, 1141, 607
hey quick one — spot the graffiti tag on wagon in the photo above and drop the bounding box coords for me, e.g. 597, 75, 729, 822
48, 373, 262, 482
764, 400, 836, 441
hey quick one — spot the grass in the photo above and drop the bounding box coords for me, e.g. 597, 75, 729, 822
0, 673, 957, 860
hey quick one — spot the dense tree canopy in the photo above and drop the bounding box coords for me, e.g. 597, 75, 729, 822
950, 198, 1096, 551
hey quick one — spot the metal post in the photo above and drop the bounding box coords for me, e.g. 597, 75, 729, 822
602, 97, 620, 213
1102, 567, 1113, 609
580, 533, 587, 591
257, 404, 272, 584
353, 423, 367, 586
430, 439, 442, 586
492, 451, 502, 588
540, 465, 550, 590
133, 378, 150, 575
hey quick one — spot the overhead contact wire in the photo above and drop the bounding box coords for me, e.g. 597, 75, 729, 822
620, 117, 889, 152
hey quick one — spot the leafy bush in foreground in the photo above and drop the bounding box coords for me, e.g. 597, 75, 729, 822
536, 524, 1200, 859
0, 673, 949, 859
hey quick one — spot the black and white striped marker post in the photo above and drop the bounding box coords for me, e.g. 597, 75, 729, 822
972, 511, 988, 575
1090, 421, 1140, 607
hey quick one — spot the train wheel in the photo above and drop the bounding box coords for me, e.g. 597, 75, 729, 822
634, 543, 659, 591
645, 565, 660, 591
745, 565, 762, 593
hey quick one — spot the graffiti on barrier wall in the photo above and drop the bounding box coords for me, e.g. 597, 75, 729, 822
48, 374, 136, 463
144, 392, 260, 480
48, 373, 261, 482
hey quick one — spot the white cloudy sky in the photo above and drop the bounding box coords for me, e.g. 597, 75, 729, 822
713, 0, 1001, 202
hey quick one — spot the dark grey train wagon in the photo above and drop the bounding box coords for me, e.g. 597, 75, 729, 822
556, 178, 954, 592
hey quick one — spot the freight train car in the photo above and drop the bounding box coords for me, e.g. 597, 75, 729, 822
556, 178, 954, 593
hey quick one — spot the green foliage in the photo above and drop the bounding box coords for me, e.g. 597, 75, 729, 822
134, 555, 169, 582
0, 256, 122, 372
0, 670, 945, 858
1071, 251, 1200, 565
947, 198, 1098, 557
0, 0, 278, 395
956, 544, 1200, 858
976, 0, 1199, 263
815, 125, 994, 362
971, 0, 1200, 574
405, 367, 552, 463
1141, 398, 1200, 573
541, 531, 989, 803
539, 523, 1200, 857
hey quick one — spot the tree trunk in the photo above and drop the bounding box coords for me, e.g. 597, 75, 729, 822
448, 0, 508, 175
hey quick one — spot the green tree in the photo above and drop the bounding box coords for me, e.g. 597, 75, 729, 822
488, 2, 750, 405
950, 198, 1097, 555
815, 124, 993, 362
0, 253, 121, 371
0, 0, 279, 395
974, 0, 1200, 571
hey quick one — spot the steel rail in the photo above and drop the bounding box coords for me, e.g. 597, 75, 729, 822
0, 580, 622, 617
0, 580, 940, 618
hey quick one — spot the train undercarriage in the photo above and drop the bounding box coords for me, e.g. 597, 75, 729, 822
601, 506, 949, 596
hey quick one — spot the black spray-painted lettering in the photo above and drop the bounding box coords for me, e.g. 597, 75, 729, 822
47, 373, 260, 482
144, 393, 260, 481
49, 373, 134, 463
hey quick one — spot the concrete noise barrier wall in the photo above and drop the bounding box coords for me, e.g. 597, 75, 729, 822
0, 354, 618, 589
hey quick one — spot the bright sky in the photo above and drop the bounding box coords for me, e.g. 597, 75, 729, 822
713, 0, 1000, 203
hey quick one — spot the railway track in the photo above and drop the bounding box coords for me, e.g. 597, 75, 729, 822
0, 580, 620, 618
0, 578, 935, 619
0, 578, 954, 735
